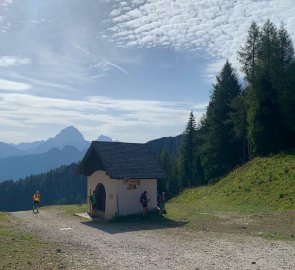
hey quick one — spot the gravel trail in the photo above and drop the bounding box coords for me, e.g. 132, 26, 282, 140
11, 209, 295, 270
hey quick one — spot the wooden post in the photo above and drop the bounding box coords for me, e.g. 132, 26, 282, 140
116, 194, 119, 216
89, 189, 92, 216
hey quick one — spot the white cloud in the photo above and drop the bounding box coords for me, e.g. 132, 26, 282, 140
0, 79, 31, 91
105, 0, 295, 78
0, 0, 12, 7
0, 56, 31, 67
0, 0, 12, 32
0, 92, 205, 143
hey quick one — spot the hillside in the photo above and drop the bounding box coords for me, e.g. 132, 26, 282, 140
0, 163, 86, 211
146, 135, 182, 155
171, 151, 295, 212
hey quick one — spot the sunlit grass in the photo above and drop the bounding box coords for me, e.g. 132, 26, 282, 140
170, 151, 295, 214
163, 151, 295, 240
42, 203, 87, 216
0, 212, 65, 269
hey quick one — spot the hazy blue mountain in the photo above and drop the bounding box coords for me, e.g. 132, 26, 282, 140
0, 145, 85, 182
2, 127, 113, 157
15, 140, 44, 152
0, 142, 27, 158
0, 127, 116, 181
96, 134, 112, 142
31, 126, 90, 154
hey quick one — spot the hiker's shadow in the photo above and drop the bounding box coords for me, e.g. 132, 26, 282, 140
80, 213, 187, 234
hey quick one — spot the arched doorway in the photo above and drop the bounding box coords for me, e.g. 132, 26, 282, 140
94, 183, 106, 212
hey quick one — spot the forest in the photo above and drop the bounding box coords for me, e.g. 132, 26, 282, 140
159, 20, 295, 197
0, 164, 86, 211
0, 20, 294, 211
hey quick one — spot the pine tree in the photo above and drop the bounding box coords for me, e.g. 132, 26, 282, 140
257, 19, 279, 80
277, 26, 295, 148
278, 25, 294, 78
245, 20, 295, 155
246, 75, 281, 156
199, 61, 242, 181
228, 94, 248, 162
180, 111, 198, 188
238, 22, 260, 83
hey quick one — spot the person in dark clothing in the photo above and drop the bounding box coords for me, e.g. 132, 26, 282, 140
90, 191, 97, 217
158, 192, 166, 215
140, 191, 149, 216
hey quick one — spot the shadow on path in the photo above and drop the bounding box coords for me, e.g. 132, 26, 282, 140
80, 213, 187, 234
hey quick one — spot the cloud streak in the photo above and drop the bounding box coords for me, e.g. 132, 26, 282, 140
0, 56, 31, 67
0, 79, 31, 91
0, 92, 205, 143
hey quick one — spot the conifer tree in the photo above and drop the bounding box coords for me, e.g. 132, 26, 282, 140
277, 25, 295, 148
257, 19, 279, 80
228, 94, 248, 162
278, 25, 294, 78
245, 20, 294, 155
199, 61, 242, 181
238, 22, 260, 83
180, 111, 198, 188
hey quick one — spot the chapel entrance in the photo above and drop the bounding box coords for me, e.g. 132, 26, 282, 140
94, 183, 106, 212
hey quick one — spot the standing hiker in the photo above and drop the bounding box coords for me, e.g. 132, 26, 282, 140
158, 192, 166, 215
140, 191, 150, 216
90, 190, 97, 217
32, 190, 40, 213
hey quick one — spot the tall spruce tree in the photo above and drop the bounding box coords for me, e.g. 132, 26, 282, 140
277, 25, 295, 148
180, 111, 198, 188
246, 75, 281, 155
244, 20, 295, 156
257, 20, 280, 79
199, 61, 242, 181
277, 25, 294, 81
228, 94, 248, 163
238, 22, 260, 83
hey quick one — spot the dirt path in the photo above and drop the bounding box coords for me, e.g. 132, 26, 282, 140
11, 209, 295, 270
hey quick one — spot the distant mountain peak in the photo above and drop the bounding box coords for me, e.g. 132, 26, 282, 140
56, 126, 85, 140
31, 126, 89, 153
96, 135, 112, 142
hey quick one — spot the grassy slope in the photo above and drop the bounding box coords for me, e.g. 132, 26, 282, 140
165, 152, 295, 240
0, 212, 66, 270
171, 152, 295, 212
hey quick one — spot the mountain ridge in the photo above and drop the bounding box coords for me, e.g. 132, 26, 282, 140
0, 126, 114, 158
0, 126, 179, 182
0, 145, 85, 182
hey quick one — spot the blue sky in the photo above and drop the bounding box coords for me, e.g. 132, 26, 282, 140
0, 0, 294, 143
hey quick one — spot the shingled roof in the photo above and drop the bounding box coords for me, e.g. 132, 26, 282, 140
78, 141, 166, 179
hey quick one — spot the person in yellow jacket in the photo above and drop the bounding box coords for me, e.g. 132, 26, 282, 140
32, 190, 40, 213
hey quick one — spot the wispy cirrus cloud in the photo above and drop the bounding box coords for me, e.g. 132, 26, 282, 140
105, 0, 295, 78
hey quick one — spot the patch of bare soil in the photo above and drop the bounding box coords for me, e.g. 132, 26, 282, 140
11, 209, 295, 270
194, 211, 295, 240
